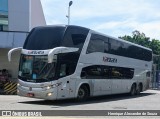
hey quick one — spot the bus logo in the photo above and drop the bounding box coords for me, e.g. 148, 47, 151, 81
28, 51, 44, 55
103, 56, 117, 63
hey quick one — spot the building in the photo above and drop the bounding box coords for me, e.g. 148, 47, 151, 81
0, 0, 46, 81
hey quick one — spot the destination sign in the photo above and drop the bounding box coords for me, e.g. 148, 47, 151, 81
28, 51, 45, 55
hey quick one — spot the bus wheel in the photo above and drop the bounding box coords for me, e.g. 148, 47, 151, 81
136, 84, 142, 95
130, 84, 136, 96
77, 86, 89, 101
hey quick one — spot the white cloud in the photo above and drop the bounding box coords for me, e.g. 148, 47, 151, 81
136, 21, 160, 40
71, 0, 160, 20
40, 0, 160, 39
93, 20, 160, 39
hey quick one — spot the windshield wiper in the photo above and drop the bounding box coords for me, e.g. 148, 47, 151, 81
38, 63, 48, 75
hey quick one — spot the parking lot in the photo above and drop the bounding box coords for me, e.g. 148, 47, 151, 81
0, 89, 159, 113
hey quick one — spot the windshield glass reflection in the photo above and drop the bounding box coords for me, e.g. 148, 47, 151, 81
19, 55, 56, 82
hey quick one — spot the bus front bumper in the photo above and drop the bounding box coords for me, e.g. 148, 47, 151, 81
17, 84, 57, 100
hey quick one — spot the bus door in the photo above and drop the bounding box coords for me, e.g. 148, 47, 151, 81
57, 61, 76, 99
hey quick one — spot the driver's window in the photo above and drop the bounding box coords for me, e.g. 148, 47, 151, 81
60, 64, 67, 77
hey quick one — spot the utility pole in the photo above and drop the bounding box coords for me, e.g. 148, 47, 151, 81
66, 1, 73, 25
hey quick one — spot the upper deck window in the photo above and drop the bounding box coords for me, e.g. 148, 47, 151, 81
87, 34, 109, 53
87, 33, 152, 61
62, 26, 89, 51
23, 26, 65, 50
23, 26, 89, 51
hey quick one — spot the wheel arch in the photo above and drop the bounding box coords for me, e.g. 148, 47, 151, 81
75, 82, 91, 98
138, 82, 143, 92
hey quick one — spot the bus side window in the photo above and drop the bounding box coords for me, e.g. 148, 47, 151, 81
146, 71, 151, 77
81, 71, 86, 78
81, 65, 102, 79
60, 64, 67, 77
87, 34, 105, 53
111, 67, 122, 79
102, 66, 110, 79
59, 62, 76, 78
104, 42, 110, 53
87, 39, 104, 53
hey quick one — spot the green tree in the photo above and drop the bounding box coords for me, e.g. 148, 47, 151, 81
119, 30, 160, 70
150, 39, 160, 55
119, 30, 151, 49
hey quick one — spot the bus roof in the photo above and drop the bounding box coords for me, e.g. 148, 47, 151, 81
32, 25, 152, 52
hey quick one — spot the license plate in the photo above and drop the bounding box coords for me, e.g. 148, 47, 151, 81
27, 93, 34, 97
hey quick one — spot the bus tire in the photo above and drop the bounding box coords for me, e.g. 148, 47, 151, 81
77, 85, 89, 101
130, 84, 136, 96
136, 83, 142, 95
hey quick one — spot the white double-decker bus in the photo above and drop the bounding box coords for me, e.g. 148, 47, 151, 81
8, 25, 152, 101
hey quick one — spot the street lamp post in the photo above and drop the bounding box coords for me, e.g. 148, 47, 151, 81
66, 1, 73, 25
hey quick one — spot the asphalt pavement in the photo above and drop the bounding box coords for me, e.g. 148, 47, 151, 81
0, 89, 160, 119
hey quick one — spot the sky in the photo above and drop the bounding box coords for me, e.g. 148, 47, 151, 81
41, 0, 160, 40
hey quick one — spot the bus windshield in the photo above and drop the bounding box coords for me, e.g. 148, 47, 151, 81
18, 55, 56, 82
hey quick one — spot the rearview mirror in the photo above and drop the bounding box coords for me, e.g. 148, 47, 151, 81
8, 47, 22, 62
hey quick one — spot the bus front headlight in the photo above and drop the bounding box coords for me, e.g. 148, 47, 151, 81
47, 92, 52, 96
46, 86, 52, 90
